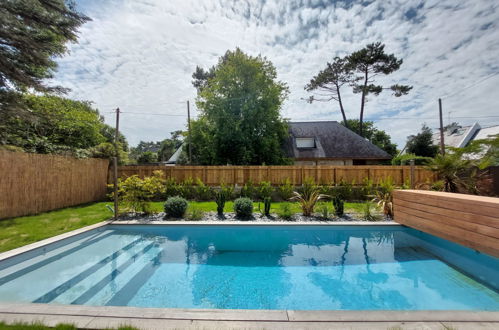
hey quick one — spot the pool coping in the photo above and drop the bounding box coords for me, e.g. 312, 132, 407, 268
0, 220, 498, 327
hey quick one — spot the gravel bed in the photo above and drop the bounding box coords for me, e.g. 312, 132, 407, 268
116, 211, 393, 223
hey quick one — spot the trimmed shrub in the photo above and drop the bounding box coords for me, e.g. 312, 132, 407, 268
332, 196, 344, 217
164, 196, 188, 218
215, 190, 226, 216
234, 197, 253, 218
263, 197, 271, 216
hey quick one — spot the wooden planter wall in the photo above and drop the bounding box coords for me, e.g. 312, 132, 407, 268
393, 190, 499, 257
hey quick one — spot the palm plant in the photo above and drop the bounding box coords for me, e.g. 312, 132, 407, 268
372, 191, 393, 219
290, 182, 329, 216
426, 152, 485, 194
371, 177, 394, 219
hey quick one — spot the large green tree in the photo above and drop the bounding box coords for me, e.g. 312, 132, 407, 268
191, 48, 290, 165
342, 119, 397, 156
0, 0, 89, 112
406, 124, 439, 157
306, 42, 412, 137
2, 94, 129, 160
130, 131, 184, 163
305, 57, 351, 128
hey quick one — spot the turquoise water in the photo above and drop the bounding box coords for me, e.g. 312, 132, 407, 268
0, 225, 497, 310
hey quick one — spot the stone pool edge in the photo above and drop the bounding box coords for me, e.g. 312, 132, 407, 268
0, 303, 497, 329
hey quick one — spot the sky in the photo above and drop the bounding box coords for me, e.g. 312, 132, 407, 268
51, 0, 499, 148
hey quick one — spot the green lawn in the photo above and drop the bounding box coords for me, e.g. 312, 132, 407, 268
0, 200, 368, 253
0, 322, 137, 330
0, 202, 112, 253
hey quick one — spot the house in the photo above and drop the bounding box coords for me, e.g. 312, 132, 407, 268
165, 142, 184, 165
431, 122, 499, 149
283, 121, 391, 165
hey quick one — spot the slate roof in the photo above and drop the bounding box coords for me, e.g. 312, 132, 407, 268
283, 121, 391, 160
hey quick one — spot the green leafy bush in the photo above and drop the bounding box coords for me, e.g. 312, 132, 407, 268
331, 180, 353, 200
277, 203, 294, 220
165, 177, 181, 198
179, 177, 196, 200
194, 178, 213, 201
391, 153, 431, 165
164, 196, 188, 218
240, 180, 256, 199
109, 172, 165, 214
142, 170, 166, 200
258, 181, 273, 200
220, 183, 234, 200
117, 176, 151, 214
332, 196, 344, 217
234, 197, 253, 218
277, 178, 294, 200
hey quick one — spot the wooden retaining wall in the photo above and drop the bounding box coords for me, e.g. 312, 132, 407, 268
115, 165, 436, 186
393, 190, 499, 257
0, 150, 110, 219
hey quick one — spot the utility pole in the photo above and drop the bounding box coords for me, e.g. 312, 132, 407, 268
187, 100, 192, 164
438, 99, 445, 156
113, 107, 120, 220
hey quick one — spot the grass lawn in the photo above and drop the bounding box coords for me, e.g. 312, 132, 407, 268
0, 200, 369, 253
0, 322, 137, 330
0, 202, 112, 253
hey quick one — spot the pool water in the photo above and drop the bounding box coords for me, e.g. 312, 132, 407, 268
0, 225, 497, 310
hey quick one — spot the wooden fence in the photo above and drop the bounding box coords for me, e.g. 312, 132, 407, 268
0, 150, 110, 219
114, 165, 436, 186
393, 190, 499, 257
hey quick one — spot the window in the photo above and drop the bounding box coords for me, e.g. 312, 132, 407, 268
296, 137, 315, 148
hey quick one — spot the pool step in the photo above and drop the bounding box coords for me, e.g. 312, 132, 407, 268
73, 246, 163, 306
32, 238, 149, 304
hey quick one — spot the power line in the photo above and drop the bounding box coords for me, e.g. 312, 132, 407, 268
441, 71, 499, 99
372, 115, 499, 121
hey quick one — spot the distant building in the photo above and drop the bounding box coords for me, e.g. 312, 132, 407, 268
283, 121, 391, 165
431, 122, 499, 149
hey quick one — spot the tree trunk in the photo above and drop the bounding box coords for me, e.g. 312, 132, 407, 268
336, 84, 348, 128
359, 68, 369, 137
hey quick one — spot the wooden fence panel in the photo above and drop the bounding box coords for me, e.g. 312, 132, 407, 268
114, 165, 436, 186
393, 190, 499, 257
0, 150, 109, 219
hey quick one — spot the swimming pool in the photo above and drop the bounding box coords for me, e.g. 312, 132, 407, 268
0, 224, 497, 310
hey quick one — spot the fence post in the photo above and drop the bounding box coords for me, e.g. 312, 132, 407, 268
113, 157, 118, 220
410, 160, 415, 189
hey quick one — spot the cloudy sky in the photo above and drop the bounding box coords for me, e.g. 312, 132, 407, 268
52, 0, 499, 147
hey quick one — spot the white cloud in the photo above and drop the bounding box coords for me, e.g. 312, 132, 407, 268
51, 0, 499, 147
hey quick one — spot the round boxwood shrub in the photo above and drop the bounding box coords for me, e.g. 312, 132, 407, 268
164, 196, 188, 218
234, 197, 253, 218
